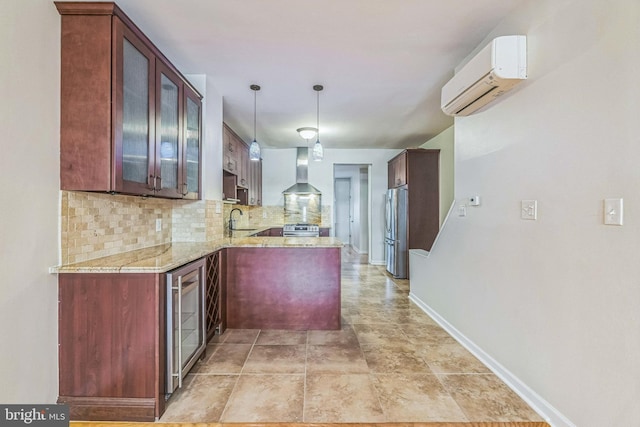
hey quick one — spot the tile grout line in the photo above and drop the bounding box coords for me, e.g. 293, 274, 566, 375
302, 330, 309, 422
217, 330, 259, 422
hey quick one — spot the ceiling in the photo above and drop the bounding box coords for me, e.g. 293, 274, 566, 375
101, 0, 523, 149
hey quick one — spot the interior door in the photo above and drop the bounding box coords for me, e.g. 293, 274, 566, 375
334, 178, 351, 245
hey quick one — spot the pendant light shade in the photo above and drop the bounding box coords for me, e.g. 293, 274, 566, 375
312, 85, 324, 161
249, 84, 261, 161
312, 139, 323, 160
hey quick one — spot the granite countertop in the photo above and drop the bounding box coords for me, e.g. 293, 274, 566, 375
51, 231, 343, 274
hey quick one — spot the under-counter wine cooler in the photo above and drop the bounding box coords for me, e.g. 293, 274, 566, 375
166, 258, 206, 394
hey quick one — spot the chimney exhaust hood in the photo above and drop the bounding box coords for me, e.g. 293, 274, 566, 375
283, 147, 322, 195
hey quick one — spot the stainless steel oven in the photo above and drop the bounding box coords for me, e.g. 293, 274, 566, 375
166, 258, 206, 394
283, 223, 320, 237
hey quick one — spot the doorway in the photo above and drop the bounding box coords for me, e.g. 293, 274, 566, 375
334, 178, 351, 245
333, 164, 370, 259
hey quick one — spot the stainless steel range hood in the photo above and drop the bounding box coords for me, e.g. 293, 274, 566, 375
283, 147, 322, 195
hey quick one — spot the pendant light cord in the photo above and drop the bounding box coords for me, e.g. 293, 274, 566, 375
250, 84, 260, 142
313, 84, 323, 142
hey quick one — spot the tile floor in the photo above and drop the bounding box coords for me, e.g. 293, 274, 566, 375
160, 246, 543, 423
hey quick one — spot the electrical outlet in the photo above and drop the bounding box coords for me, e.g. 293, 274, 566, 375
521, 200, 537, 220
156, 218, 162, 232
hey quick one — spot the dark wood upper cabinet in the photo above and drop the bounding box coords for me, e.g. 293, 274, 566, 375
182, 85, 203, 199
388, 150, 408, 188
388, 148, 440, 253
222, 123, 261, 205
223, 125, 238, 174
237, 141, 249, 189
57, 2, 202, 199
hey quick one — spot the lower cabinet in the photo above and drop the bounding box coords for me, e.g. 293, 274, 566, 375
58, 253, 222, 422
58, 273, 166, 421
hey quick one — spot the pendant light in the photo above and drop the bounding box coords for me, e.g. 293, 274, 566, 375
296, 126, 317, 141
312, 85, 324, 161
249, 84, 261, 161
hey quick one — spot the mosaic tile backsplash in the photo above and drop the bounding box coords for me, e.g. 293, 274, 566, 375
61, 191, 224, 264
223, 203, 332, 233
61, 190, 331, 265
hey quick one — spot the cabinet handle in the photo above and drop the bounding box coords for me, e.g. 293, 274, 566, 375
181, 183, 188, 196
148, 175, 155, 190
396, 178, 401, 185
149, 175, 160, 190
228, 161, 233, 170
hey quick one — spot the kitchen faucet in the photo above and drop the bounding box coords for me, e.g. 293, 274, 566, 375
229, 208, 243, 231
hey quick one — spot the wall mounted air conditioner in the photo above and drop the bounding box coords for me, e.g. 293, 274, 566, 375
441, 35, 527, 117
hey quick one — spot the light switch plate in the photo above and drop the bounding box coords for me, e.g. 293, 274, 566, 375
215, 201, 222, 214
604, 198, 623, 225
521, 200, 537, 220
156, 218, 162, 232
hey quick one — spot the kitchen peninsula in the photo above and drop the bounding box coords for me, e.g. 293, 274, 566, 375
54, 231, 343, 330
53, 231, 342, 421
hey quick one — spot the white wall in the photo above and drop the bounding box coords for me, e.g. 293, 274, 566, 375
0, 0, 60, 402
263, 148, 399, 263
410, 0, 640, 426
186, 75, 223, 201
421, 126, 454, 226
359, 167, 369, 254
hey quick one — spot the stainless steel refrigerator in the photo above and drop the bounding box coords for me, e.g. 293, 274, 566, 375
385, 186, 408, 278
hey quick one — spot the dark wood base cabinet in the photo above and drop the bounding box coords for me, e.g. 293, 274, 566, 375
58, 273, 166, 421
225, 247, 341, 330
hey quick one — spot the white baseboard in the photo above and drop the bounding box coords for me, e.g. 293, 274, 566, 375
369, 260, 385, 266
351, 244, 367, 254
408, 292, 575, 427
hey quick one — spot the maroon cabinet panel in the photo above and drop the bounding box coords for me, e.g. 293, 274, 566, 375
225, 247, 341, 330
58, 273, 165, 421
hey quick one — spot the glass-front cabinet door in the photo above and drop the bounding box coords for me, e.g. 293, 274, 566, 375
114, 20, 156, 195
155, 63, 183, 198
183, 86, 201, 199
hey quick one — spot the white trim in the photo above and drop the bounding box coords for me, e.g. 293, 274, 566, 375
408, 292, 576, 427
369, 259, 385, 266
428, 199, 456, 254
